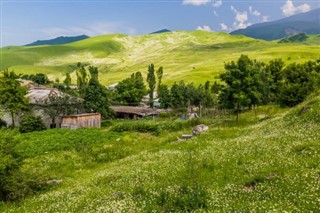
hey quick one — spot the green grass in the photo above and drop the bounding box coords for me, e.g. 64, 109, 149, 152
1, 93, 320, 211
1, 31, 319, 85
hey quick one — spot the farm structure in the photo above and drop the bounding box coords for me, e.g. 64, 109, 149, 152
1, 88, 83, 128
110, 106, 159, 119
61, 113, 101, 129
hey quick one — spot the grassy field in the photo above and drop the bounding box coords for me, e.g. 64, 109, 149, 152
1, 31, 320, 85
1, 91, 320, 212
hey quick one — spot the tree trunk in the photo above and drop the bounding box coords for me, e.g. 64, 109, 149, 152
11, 112, 15, 128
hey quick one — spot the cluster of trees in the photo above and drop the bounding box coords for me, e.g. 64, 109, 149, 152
219, 55, 320, 120
20, 73, 50, 85
157, 81, 218, 109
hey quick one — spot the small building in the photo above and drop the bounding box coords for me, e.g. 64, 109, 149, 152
61, 113, 101, 129
110, 106, 159, 119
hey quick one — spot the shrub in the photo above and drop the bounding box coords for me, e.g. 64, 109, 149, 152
19, 114, 47, 133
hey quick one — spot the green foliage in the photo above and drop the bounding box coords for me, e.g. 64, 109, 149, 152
0, 70, 29, 127
156, 66, 163, 92
76, 63, 89, 96
147, 64, 156, 107
84, 77, 113, 118
114, 72, 147, 106
158, 85, 171, 108
83, 65, 112, 118
63, 72, 71, 88
279, 62, 318, 107
21, 73, 50, 85
0, 130, 49, 201
220, 55, 263, 113
111, 119, 201, 135
19, 114, 46, 133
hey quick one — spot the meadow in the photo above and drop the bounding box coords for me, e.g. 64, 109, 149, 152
1, 92, 320, 212
1, 31, 320, 85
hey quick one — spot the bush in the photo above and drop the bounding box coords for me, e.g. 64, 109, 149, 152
0, 118, 7, 128
19, 114, 47, 133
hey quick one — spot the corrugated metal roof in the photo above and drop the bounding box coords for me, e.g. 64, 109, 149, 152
26, 88, 82, 105
110, 106, 158, 117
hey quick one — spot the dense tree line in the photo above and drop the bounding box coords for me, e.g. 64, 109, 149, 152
20, 73, 50, 85
219, 55, 320, 119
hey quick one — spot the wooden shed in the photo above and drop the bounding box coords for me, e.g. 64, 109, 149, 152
61, 113, 101, 129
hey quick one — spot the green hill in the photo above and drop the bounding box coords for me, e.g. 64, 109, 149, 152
278, 33, 320, 45
1, 31, 320, 85
1, 90, 320, 211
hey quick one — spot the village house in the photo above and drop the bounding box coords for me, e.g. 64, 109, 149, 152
1, 88, 83, 128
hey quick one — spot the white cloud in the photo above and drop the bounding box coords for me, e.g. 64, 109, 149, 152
231, 6, 248, 23
182, 0, 211, 6
220, 23, 229, 32
233, 22, 250, 30
196, 25, 213, 32
262, 16, 269, 22
38, 22, 136, 38
213, 10, 219, 17
213, 0, 222, 8
249, 6, 261, 17
231, 5, 249, 30
281, 0, 311, 17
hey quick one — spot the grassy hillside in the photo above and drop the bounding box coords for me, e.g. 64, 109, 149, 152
278, 33, 320, 45
1, 31, 320, 85
1, 92, 320, 211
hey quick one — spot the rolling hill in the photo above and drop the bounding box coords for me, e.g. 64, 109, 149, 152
278, 33, 320, 45
1, 31, 320, 86
25, 35, 90, 46
231, 8, 320, 40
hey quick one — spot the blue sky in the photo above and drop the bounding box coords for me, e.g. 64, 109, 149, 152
1, 0, 319, 46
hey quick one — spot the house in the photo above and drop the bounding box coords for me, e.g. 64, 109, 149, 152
61, 113, 101, 129
1, 88, 83, 128
110, 106, 159, 119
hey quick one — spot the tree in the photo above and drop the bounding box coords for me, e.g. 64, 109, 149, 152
44, 92, 82, 128
76, 63, 89, 96
219, 55, 263, 121
0, 70, 29, 127
264, 59, 284, 103
63, 72, 72, 89
115, 72, 147, 106
147, 64, 156, 107
158, 85, 171, 109
84, 66, 113, 118
279, 62, 315, 107
156, 66, 163, 92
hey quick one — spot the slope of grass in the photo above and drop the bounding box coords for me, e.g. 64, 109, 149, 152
1, 93, 320, 211
1, 31, 320, 85
278, 33, 320, 45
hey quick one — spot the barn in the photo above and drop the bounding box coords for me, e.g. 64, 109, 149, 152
61, 113, 101, 129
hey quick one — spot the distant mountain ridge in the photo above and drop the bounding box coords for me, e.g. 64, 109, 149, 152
150, 29, 172, 34
25, 35, 89, 46
230, 8, 320, 40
